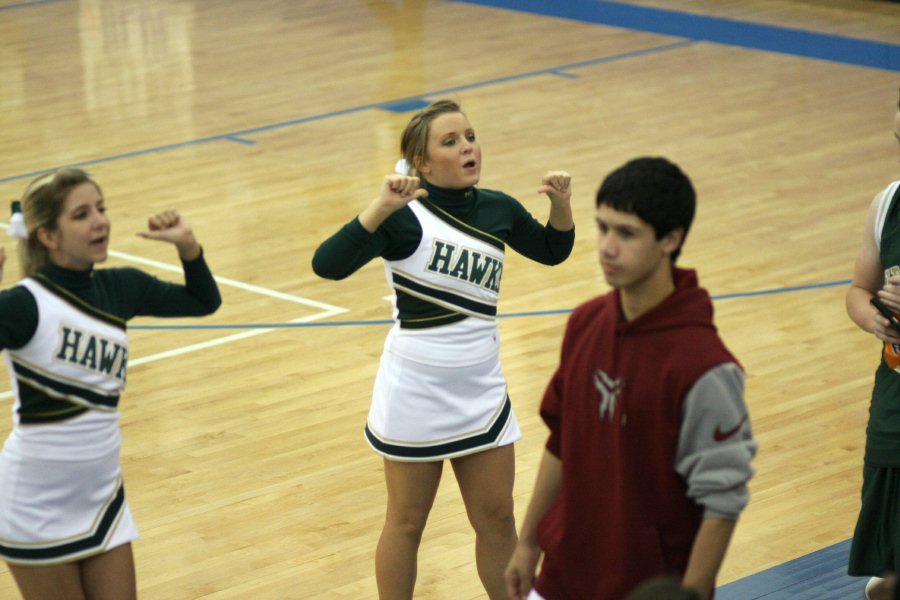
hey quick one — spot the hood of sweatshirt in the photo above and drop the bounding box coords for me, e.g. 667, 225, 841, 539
612, 267, 716, 336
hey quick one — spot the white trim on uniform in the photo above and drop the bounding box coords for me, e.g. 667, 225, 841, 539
874, 180, 900, 251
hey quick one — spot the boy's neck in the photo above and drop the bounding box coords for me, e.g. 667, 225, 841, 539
619, 264, 676, 322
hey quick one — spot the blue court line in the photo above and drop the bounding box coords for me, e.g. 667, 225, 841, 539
548, 70, 580, 79
452, 0, 900, 72
0, 0, 65, 12
0, 104, 373, 184
130, 278, 850, 330
223, 135, 256, 146
0, 40, 689, 184
380, 98, 432, 113
714, 278, 851, 301
716, 539, 866, 599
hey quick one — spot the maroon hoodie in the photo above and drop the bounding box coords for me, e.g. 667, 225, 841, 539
535, 268, 748, 600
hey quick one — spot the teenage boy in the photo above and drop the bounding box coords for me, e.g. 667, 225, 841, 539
505, 157, 758, 600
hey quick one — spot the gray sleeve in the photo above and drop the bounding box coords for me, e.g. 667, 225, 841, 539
675, 362, 758, 520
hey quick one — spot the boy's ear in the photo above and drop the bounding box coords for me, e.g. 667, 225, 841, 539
661, 228, 684, 255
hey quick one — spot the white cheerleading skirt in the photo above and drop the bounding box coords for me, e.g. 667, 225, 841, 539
0, 440, 138, 565
365, 347, 522, 462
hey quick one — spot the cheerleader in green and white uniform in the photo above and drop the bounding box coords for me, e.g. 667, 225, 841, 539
0, 168, 220, 600
313, 99, 574, 599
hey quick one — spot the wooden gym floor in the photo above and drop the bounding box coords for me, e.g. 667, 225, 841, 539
0, 0, 899, 597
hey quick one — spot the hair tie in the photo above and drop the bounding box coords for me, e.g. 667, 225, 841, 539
8, 201, 27, 241
394, 158, 411, 176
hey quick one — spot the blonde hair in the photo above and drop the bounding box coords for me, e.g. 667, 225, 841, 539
399, 99, 464, 179
18, 168, 100, 276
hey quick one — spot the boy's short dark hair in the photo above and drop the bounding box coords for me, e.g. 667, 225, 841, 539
595, 157, 696, 263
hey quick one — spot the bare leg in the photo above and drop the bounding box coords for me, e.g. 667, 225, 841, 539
375, 459, 443, 600
451, 445, 518, 600
81, 544, 136, 600
8, 561, 86, 600
7, 543, 136, 600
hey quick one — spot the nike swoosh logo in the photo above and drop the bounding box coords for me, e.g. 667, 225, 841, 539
714, 415, 748, 442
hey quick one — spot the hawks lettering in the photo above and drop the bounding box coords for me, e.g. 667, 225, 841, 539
55, 326, 128, 381
427, 240, 502, 293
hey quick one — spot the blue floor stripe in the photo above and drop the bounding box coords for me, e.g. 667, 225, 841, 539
717, 539, 867, 600
451, 0, 900, 72
0, 0, 66, 12
377, 98, 432, 112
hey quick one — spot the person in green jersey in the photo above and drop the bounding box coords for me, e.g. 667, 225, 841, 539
0, 168, 221, 600
847, 88, 900, 598
313, 99, 574, 599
